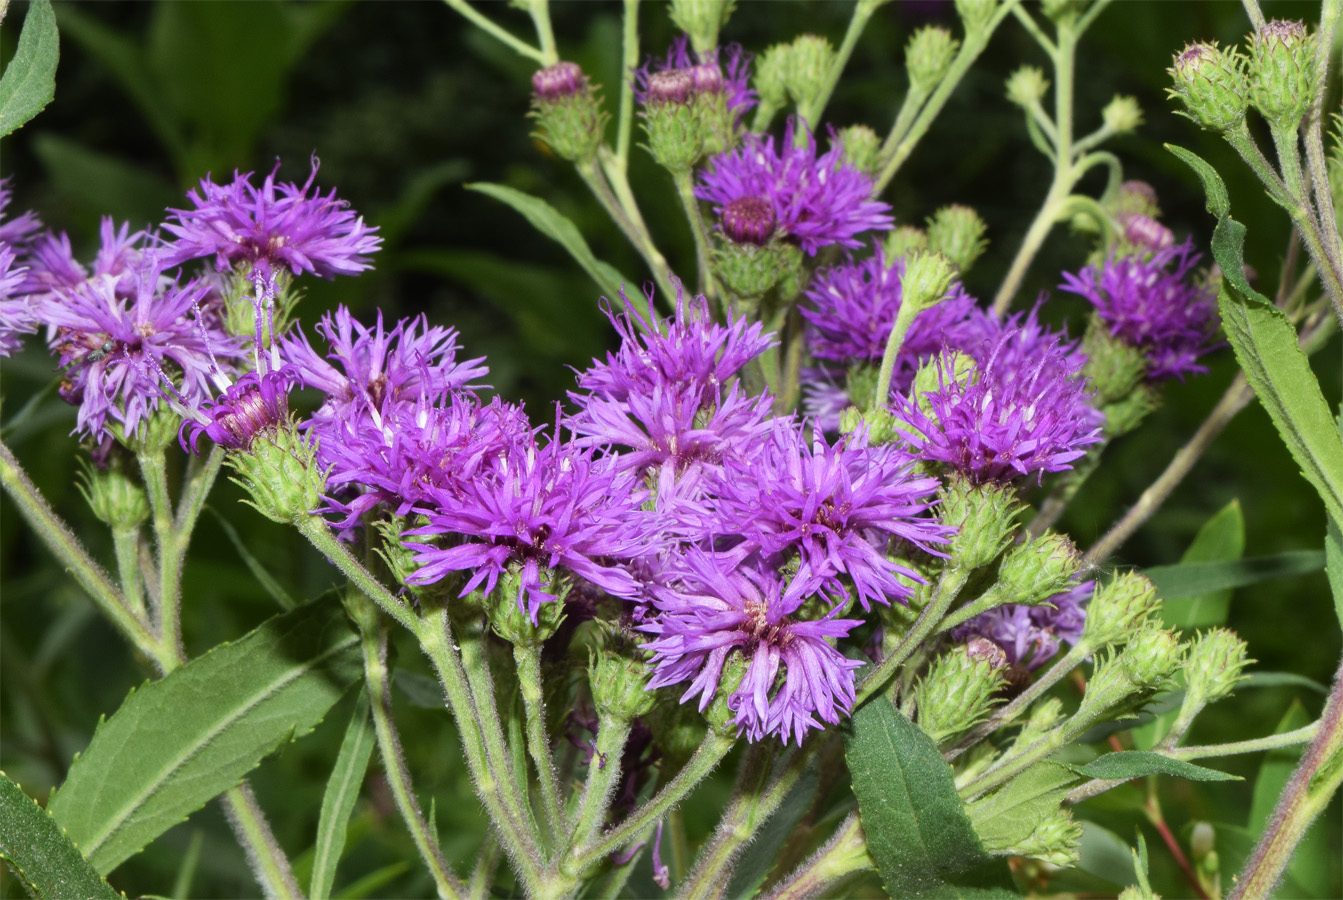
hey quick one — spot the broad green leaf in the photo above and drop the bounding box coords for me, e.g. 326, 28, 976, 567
466, 182, 630, 300
1065, 751, 1239, 783
1073, 822, 1141, 890
1162, 500, 1244, 630
965, 762, 1080, 853
0, 771, 119, 900
1142, 551, 1323, 598
49, 598, 360, 874
0, 0, 59, 138
1164, 144, 1229, 218
726, 762, 820, 899
310, 694, 375, 900
845, 697, 1019, 899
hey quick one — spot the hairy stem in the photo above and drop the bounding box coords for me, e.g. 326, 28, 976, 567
856, 566, 969, 705
442, 0, 545, 63
220, 785, 305, 900
797, 0, 878, 129
513, 642, 565, 836
761, 812, 871, 900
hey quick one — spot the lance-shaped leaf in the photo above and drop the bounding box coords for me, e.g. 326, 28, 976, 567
845, 697, 1019, 899
0, 0, 60, 138
1065, 751, 1239, 783
309, 694, 376, 900
0, 771, 120, 899
1142, 551, 1322, 600
48, 598, 360, 874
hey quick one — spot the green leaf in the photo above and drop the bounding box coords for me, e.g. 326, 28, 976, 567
393, 670, 447, 709
207, 507, 296, 610
310, 693, 375, 900
466, 182, 630, 300
1162, 500, 1244, 630
1073, 822, 1142, 890
1165, 144, 1230, 218
0, 0, 59, 138
1065, 751, 1239, 783
845, 697, 1019, 899
965, 762, 1080, 853
1242, 671, 1329, 694
1142, 551, 1323, 598
48, 598, 360, 874
0, 771, 120, 899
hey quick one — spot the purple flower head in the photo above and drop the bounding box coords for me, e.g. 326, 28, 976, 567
405, 420, 661, 622
0, 245, 36, 357
635, 35, 756, 119
696, 121, 893, 256
640, 550, 864, 744
891, 321, 1102, 484
160, 157, 382, 282
36, 250, 242, 441
953, 581, 1092, 670
532, 61, 590, 101
21, 219, 155, 299
282, 305, 487, 423
180, 365, 298, 453
801, 246, 986, 386
709, 421, 951, 610
1059, 239, 1218, 380
0, 179, 41, 250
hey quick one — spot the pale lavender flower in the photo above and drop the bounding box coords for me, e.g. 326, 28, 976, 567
696, 121, 893, 255
1058, 239, 1218, 380
953, 581, 1092, 670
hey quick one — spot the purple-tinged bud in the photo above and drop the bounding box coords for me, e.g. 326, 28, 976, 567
689, 61, 727, 96
1167, 42, 1248, 133
722, 195, 776, 246
914, 643, 1007, 744
1118, 180, 1161, 217
1248, 19, 1319, 128
640, 70, 703, 171
532, 61, 588, 101
965, 636, 1008, 669
530, 61, 607, 162
1118, 212, 1174, 252
647, 69, 697, 107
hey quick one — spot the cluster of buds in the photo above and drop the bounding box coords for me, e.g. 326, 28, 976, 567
530, 61, 607, 162
754, 34, 835, 122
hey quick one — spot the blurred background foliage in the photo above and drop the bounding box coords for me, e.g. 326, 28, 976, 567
0, 1, 1339, 897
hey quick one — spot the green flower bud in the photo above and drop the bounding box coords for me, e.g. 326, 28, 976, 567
79, 458, 149, 529
1099, 383, 1160, 438
1082, 316, 1148, 405
755, 43, 793, 112
1102, 95, 1143, 135
901, 250, 957, 314
1167, 42, 1248, 134
487, 567, 567, 646
530, 61, 608, 162
668, 0, 736, 55
840, 403, 904, 446
1113, 180, 1162, 219
835, 124, 881, 176
906, 26, 959, 95
1191, 821, 1215, 861
926, 205, 989, 274
937, 475, 1022, 570
996, 531, 1082, 606
712, 236, 801, 298
1182, 628, 1251, 706
590, 645, 657, 722
1041, 0, 1086, 23
783, 35, 836, 109
641, 70, 704, 172
1011, 697, 1065, 751
1248, 20, 1319, 129
1082, 572, 1160, 647
374, 517, 430, 592
1118, 887, 1162, 900
117, 404, 183, 455
228, 422, 327, 525
915, 642, 1008, 744
648, 698, 709, 770
955, 0, 998, 36
1013, 808, 1084, 867
1006, 66, 1049, 108
884, 225, 930, 261
1118, 625, 1184, 690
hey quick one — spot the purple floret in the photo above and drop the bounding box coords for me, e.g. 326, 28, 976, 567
0, 245, 36, 357
953, 581, 1092, 670
635, 35, 757, 119
696, 121, 893, 255
640, 549, 864, 745
1058, 239, 1218, 381
160, 157, 382, 281
180, 365, 298, 453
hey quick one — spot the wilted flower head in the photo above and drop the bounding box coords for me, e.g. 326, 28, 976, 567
160, 157, 382, 282
696, 121, 893, 255
1059, 238, 1218, 380
954, 581, 1092, 670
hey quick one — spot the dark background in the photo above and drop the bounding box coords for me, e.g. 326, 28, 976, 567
1, 2, 1339, 897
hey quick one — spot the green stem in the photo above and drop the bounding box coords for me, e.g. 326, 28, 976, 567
856, 566, 970, 705
871, 298, 922, 411
578, 159, 678, 304
673, 169, 717, 306
514, 641, 565, 836
469, 833, 502, 900
526, 0, 558, 66
138, 448, 185, 659
1224, 122, 1294, 208
219, 785, 305, 900
614, 0, 640, 170
565, 712, 634, 859
797, 0, 878, 129
358, 614, 465, 900
442, 0, 545, 63
111, 526, 147, 620
1301, 0, 1343, 327
1010, 3, 1055, 54
296, 516, 419, 632
761, 812, 871, 900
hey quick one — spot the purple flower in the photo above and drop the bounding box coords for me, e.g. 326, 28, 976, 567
0, 179, 41, 250
1058, 239, 1218, 380
20, 219, 152, 299
281, 305, 487, 423
635, 35, 756, 120
640, 550, 864, 744
708, 422, 951, 610
160, 157, 382, 281
404, 424, 660, 621
696, 121, 893, 255
0, 245, 36, 357
35, 248, 242, 441
180, 365, 298, 453
953, 581, 1092, 670
890, 320, 1102, 484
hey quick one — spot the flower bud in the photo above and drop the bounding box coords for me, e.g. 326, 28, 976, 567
722, 195, 776, 246
1006, 66, 1049, 107
79, 458, 149, 530
712, 238, 801, 298
1102, 384, 1160, 438
835, 124, 881, 176
1117, 212, 1174, 253
1082, 572, 1160, 647
1248, 20, 1319, 129
119, 405, 182, 455
530, 61, 608, 162
669, 0, 736, 55
1115, 180, 1161, 218
906, 26, 959, 95
1041, 0, 1086, 23
996, 531, 1082, 606
374, 517, 426, 591
754, 43, 793, 112
1081, 316, 1147, 404
488, 567, 567, 641
1117, 886, 1162, 900
885, 225, 929, 260
937, 475, 1022, 570
641, 71, 704, 172
1182, 628, 1251, 706
1167, 42, 1249, 133
1012, 808, 1084, 867
228, 421, 326, 525
926, 205, 989, 274
1102, 95, 1143, 135
840, 402, 904, 446
1118, 625, 1184, 689
1191, 821, 1215, 861
914, 643, 1008, 744
901, 250, 957, 314
955, 0, 998, 36
590, 645, 657, 722
783, 35, 836, 109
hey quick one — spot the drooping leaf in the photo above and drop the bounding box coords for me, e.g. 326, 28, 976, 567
0, 0, 59, 138
1142, 551, 1323, 599
965, 762, 1080, 853
1162, 500, 1244, 630
48, 598, 360, 874
1164, 144, 1229, 218
310, 693, 375, 900
466, 182, 630, 300
845, 697, 1019, 899
1065, 751, 1239, 783
0, 771, 120, 899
